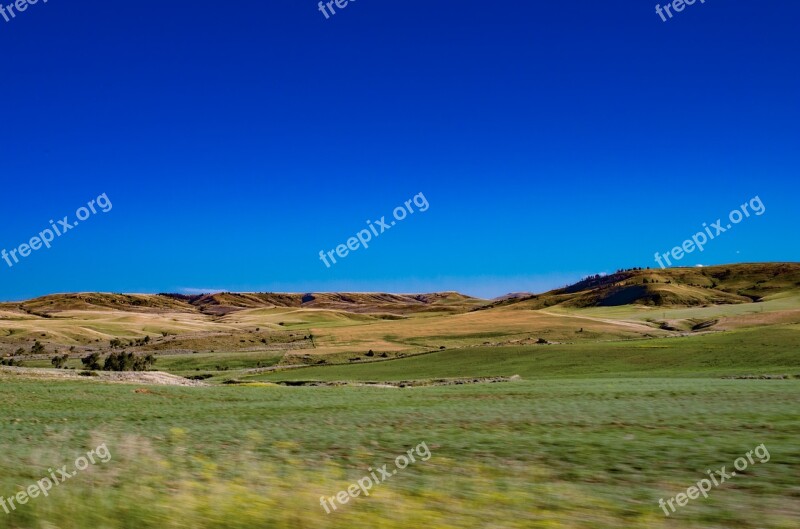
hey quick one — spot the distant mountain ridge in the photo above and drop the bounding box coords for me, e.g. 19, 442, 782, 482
1, 291, 483, 317
2, 263, 798, 317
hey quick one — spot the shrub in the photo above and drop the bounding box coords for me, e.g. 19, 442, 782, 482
51, 354, 70, 369
81, 353, 102, 370
186, 374, 213, 381
103, 352, 156, 372
131, 336, 152, 347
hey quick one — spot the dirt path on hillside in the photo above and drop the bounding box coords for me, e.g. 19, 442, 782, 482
538, 310, 668, 334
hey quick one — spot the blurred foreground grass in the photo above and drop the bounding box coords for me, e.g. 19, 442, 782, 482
1, 376, 798, 528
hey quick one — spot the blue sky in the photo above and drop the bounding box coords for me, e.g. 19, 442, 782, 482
0, 0, 797, 300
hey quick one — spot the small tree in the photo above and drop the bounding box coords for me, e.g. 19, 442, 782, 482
31, 341, 45, 354
51, 354, 69, 369
140, 354, 156, 370
81, 353, 102, 370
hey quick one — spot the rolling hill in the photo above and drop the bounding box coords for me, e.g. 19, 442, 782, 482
1, 263, 798, 360
480, 262, 800, 310
0, 291, 483, 317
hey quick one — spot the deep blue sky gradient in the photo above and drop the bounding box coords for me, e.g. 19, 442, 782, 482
0, 0, 798, 300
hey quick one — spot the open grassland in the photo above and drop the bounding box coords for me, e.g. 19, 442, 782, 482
1, 372, 798, 528
1, 303, 675, 365
247, 324, 800, 383
14, 322, 800, 386
2, 265, 799, 528
1, 319, 799, 528
9, 298, 800, 383
289, 307, 666, 355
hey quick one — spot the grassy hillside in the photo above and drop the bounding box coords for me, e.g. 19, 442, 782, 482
3, 263, 799, 364
0, 296, 672, 358
486, 263, 800, 310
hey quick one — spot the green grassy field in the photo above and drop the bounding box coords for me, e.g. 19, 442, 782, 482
245, 325, 800, 383
1, 376, 798, 528
2, 323, 799, 528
